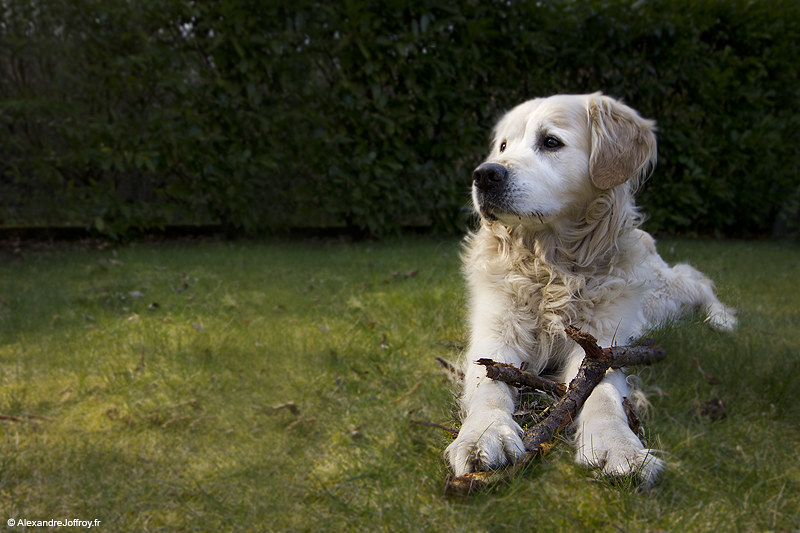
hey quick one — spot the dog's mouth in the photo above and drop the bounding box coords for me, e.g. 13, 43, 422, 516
478, 205, 499, 221
474, 188, 510, 218
475, 195, 547, 226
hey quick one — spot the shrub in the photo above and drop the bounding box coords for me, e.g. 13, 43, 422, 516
1, 0, 798, 238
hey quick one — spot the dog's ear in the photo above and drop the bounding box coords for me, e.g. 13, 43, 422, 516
588, 94, 657, 190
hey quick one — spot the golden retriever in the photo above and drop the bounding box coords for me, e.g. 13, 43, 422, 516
445, 93, 737, 485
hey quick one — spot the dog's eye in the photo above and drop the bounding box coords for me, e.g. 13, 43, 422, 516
499, 140, 507, 153
542, 136, 564, 150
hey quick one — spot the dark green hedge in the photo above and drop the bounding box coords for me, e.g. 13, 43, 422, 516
2, 0, 799, 238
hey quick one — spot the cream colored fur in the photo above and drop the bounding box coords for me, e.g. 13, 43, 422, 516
445, 93, 737, 485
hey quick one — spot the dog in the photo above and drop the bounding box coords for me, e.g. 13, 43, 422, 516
445, 93, 737, 485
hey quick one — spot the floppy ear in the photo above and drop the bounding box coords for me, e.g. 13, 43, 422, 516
588, 94, 657, 190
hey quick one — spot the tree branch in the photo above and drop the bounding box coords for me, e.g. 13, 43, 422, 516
606, 342, 666, 368
475, 358, 567, 397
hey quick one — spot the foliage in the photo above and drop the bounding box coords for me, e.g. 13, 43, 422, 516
1, 0, 799, 237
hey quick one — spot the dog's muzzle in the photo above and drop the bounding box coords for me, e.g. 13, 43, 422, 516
472, 163, 510, 219
472, 163, 507, 192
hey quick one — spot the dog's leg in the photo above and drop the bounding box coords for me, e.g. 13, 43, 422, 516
643, 261, 738, 332
445, 344, 527, 477
670, 263, 738, 331
562, 348, 664, 486
638, 233, 737, 331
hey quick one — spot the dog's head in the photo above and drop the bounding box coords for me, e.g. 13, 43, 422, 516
472, 93, 656, 228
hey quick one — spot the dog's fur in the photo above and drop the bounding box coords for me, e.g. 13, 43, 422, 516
445, 93, 736, 485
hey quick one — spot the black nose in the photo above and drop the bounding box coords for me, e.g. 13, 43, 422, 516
472, 163, 507, 191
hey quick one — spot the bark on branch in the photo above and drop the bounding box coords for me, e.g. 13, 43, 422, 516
445, 326, 666, 496
475, 358, 567, 397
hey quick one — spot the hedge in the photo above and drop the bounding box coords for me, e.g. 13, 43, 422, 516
2, 0, 799, 238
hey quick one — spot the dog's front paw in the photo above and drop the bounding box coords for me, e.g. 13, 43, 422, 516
599, 447, 663, 487
576, 425, 664, 486
445, 409, 526, 477
706, 303, 738, 332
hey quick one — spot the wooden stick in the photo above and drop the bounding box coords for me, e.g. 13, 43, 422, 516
410, 419, 458, 436
475, 358, 567, 397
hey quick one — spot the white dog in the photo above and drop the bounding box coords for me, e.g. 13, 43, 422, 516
445, 93, 737, 485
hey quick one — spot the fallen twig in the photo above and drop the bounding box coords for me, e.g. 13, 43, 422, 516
410, 419, 459, 436
476, 358, 567, 397
286, 418, 316, 431
435, 356, 465, 383
435, 340, 466, 351
269, 401, 301, 416
0, 413, 51, 423
163, 399, 199, 411
393, 381, 422, 403
161, 416, 192, 429
606, 343, 667, 368
692, 357, 721, 385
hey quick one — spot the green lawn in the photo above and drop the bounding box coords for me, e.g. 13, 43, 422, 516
1, 237, 798, 532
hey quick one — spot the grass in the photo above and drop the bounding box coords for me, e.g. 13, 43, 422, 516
0, 236, 798, 532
